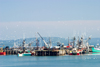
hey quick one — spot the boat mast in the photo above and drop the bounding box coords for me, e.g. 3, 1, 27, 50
73, 37, 76, 48
77, 36, 79, 48
35, 33, 39, 49
68, 37, 69, 46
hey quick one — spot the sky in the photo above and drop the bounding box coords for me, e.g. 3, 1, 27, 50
0, 0, 100, 40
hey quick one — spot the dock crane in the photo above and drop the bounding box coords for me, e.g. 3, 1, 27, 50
37, 32, 48, 48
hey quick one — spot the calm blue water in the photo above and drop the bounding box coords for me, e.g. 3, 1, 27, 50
0, 54, 100, 67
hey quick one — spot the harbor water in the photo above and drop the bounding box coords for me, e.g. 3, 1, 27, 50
0, 54, 100, 67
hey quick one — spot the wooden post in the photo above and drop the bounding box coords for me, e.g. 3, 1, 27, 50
7, 50, 8, 55
49, 51, 50, 56
13, 50, 14, 54
45, 51, 46, 56
16, 50, 17, 55
10, 50, 11, 55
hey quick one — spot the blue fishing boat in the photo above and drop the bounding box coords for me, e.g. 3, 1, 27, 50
92, 44, 100, 52
18, 50, 32, 57
18, 53, 32, 57
92, 47, 100, 52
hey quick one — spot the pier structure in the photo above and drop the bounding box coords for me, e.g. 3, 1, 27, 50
3, 49, 18, 55
3, 49, 66, 56
34, 49, 66, 56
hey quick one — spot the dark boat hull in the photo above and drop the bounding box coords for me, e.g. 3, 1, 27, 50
69, 53, 80, 55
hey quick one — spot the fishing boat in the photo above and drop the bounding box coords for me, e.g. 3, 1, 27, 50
92, 47, 100, 52
69, 48, 80, 55
18, 50, 32, 57
69, 51, 80, 55
17, 38, 34, 57
0, 45, 6, 55
18, 53, 32, 57
92, 44, 100, 52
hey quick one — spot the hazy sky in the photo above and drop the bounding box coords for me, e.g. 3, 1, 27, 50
0, 0, 100, 40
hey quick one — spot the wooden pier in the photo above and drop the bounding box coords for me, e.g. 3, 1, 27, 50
34, 50, 66, 56
3, 49, 18, 55
3, 49, 66, 56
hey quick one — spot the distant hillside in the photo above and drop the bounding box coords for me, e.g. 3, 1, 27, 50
0, 37, 100, 47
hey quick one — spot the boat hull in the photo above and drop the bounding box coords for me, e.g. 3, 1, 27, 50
92, 47, 100, 52
0, 52, 6, 55
69, 50, 80, 55
69, 53, 80, 55
18, 53, 32, 57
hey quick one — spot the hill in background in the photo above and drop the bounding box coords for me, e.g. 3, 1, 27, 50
0, 37, 100, 47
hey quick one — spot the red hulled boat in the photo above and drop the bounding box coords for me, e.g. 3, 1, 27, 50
0, 52, 6, 55
0, 46, 6, 55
